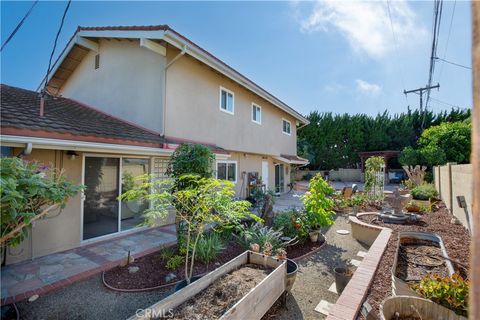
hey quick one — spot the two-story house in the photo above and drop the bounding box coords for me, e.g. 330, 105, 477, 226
0, 25, 308, 264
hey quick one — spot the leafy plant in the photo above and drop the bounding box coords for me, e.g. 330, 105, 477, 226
1, 157, 83, 248
302, 174, 335, 231
411, 273, 468, 316
120, 175, 257, 284
364, 156, 385, 202
411, 183, 438, 200
195, 232, 225, 269
159, 247, 176, 261
166, 143, 214, 181
348, 194, 367, 207
166, 255, 184, 270
236, 223, 295, 252
273, 209, 309, 240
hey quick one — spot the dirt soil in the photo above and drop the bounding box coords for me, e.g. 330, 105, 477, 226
169, 265, 271, 320
104, 238, 323, 290
358, 202, 470, 317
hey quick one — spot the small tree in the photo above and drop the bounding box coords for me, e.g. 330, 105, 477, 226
301, 174, 336, 233
1, 158, 82, 250
364, 156, 385, 201
166, 143, 215, 182
121, 175, 257, 284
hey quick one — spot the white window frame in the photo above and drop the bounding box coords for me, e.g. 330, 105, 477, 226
282, 118, 292, 136
219, 86, 234, 115
215, 160, 238, 184
251, 103, 262, 125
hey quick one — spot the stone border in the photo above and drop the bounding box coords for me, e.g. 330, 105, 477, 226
326, 213, 392, 320
291, 238, 327, 262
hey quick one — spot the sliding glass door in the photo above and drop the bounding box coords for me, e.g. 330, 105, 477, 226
121, 158, 150, 231
83, 156, 150, 241
83, 157, 120, 240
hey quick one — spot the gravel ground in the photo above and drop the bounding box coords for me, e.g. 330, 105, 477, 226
15, 274, 171, 320
264, 214, 369, 320
14, 215, 368, 320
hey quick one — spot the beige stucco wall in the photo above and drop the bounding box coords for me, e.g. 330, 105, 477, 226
6, 149, 83, 265
165, 49, 298, 156
434, 163, 473, 231
60, 39, 166, 133
220, 152, 290, 197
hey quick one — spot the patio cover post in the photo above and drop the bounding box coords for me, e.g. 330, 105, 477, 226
470, 2, 479, 319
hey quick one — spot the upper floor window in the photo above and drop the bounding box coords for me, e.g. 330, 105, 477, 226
216, 161, 237, 183
219, 87, 234, 114
252, 103, 262, 124
282, 119, 291, 135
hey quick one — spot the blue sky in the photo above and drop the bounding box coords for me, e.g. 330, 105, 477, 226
1, 1, 472, 117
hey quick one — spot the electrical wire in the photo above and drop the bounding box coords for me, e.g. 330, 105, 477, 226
386, 0, 409, 104
43, 0, 72, 94
435, 57, 471, 70
438, 0, 457, 81
1, 0, 38, 52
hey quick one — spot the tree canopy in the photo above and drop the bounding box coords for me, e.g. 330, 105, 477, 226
399, 120, 471, 167
298, 108, 471, 170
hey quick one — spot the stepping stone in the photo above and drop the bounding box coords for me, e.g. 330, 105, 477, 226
350, 259, 362, 267
357, 251, 367, 258
328, 282, 338, 294
314, 300, 334, 315
336, 229, 350, 235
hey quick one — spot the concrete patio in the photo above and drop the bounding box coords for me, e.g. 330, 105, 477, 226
1, 224, 176, 305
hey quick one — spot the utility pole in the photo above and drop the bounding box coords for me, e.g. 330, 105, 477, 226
403, 83, 440, 112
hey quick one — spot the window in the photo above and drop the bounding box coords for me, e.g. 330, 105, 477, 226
216, 161, 237, 183
252, 103, 262, 124
282, 119, 291, 135
219, 87, 234, 114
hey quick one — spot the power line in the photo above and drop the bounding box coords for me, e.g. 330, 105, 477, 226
43, 0, 72, 94
438, 0, 457, 80
386, 0, 409, 104
424, 0, 443, 129
1, 0, 38, 52
435, 56, 471, 70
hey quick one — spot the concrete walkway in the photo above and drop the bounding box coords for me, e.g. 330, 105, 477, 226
1, 224, 176, 305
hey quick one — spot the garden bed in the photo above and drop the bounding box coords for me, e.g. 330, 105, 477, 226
170, 264, 272, 319
358, 202, 470, 317
104, 238, 324, 291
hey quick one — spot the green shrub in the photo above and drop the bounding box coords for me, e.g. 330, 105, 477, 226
159, 247, 175, 261
236, 223, 294, 252
166, 255, 184, 270
411, 273, 468, 316
302, 174, 336, 230
273, 209, 309, 240
1, 157, 83, 247
195, 232, 225, 266
411, 183, 438, 200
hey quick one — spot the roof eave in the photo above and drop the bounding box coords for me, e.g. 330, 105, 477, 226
42, 27, 309, 124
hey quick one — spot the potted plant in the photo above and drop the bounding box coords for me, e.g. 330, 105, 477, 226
333, 264, 353, 294
302, 174, 336, 242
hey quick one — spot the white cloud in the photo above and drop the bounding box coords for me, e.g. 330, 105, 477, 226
296, 0, 427, 58
356, 79, 381, 95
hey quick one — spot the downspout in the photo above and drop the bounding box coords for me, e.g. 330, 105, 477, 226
162, 44, 187, 137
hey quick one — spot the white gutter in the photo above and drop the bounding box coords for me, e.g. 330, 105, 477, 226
0, 135, 174, 156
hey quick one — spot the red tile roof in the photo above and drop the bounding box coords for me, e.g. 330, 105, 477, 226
1, 84, 165, 146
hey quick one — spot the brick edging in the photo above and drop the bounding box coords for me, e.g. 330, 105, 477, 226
326, 228, 392, 320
